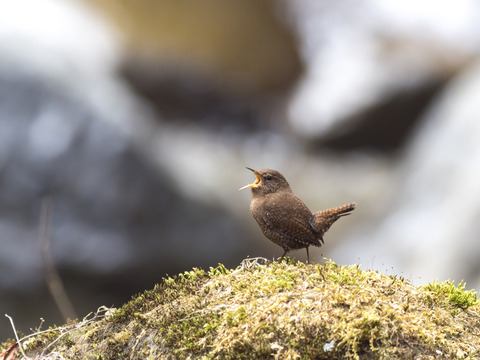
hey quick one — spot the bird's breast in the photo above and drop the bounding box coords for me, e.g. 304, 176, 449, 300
250, 192, 311, 218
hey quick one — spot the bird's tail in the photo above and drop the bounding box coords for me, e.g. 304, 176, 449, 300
310, 202, 356, 240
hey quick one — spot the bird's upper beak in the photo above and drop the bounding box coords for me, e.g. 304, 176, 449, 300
239, 167, 262, 190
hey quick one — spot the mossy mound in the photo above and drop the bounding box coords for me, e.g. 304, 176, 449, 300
7, 259, 480, 359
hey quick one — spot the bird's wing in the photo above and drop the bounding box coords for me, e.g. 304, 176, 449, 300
261, 194, 320, 247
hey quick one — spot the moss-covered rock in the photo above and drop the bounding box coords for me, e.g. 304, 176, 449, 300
4, 258, 480, 359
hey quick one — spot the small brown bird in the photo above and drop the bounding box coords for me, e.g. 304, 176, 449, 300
240, 168, 355, 263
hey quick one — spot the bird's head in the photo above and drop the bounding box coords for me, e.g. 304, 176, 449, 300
239, 168, 291, 195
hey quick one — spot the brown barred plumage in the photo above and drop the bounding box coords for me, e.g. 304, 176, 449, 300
240, 168, 355, 263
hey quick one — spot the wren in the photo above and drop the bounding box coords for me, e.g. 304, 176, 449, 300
240, 168, 355, 263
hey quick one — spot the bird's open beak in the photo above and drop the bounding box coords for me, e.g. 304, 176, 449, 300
239, 167, 262, 190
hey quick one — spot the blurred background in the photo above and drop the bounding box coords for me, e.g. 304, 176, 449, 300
2, 0, 480, 339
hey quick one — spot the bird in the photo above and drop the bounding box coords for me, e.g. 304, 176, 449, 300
239, 168, 355, 263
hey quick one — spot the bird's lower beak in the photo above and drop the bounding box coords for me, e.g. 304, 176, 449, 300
239, 167, 262, 190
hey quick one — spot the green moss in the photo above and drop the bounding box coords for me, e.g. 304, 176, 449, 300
423, 279, 479, 314
5, 260, 480, 359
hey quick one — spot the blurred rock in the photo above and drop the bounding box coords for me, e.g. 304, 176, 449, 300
0, 0, 255, 339
120, 61, 267, 134
285, 0, 480, 151
80, 0, 304, 139
333, 59, 480, 289
83, 0, 302, 93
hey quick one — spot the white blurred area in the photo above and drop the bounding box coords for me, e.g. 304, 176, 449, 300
0, 0, 120, 81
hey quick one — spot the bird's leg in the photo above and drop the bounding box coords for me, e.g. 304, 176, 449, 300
306, 247, 310, 264
279, 250, 288, 262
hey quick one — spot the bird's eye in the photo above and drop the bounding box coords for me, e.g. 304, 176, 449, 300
266, 175, 272, 181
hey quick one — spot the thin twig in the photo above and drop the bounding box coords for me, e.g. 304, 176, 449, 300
39, 307, 107, 357
5, 314, 29, 359
5, 307, 109, 359
38, 198, 77, 322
